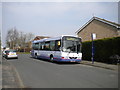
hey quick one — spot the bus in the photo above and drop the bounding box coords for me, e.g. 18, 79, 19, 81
31, 35, 82, 63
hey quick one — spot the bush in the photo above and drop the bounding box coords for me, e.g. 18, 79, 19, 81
82, 37, 120, 64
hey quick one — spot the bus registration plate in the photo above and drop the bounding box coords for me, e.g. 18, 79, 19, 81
71, 60, 75, 62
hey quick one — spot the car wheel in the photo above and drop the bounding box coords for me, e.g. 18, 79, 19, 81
5, 56, 8, 59
77, 61, 81, 64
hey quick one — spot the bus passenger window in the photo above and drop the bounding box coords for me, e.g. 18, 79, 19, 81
33, 43, 39, 50
50, 41, 55, 51
40, 42, 45, 50
45, 42, 50, 50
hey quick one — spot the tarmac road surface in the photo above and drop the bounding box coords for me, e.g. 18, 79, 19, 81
5, 54, 118, 88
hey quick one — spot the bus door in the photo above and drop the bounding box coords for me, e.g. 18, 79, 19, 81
54, 40, 61, 60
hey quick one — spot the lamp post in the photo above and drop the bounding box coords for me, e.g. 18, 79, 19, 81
91, 33, 96, 64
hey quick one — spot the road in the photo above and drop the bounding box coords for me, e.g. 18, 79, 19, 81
6, 54, 118, 88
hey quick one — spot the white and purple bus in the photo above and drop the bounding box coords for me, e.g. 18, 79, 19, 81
31, 35, 82, 63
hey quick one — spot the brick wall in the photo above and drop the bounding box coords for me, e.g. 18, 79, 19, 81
77, 20, 119, 41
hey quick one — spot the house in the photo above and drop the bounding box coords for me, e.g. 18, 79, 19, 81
33, 36, 50, 41
17, 36, 50, 52
76, 17, 120, 41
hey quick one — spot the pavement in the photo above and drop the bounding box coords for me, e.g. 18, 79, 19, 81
2, 58, 24, 88
0, 55, 119, 88
81, 60, 119, 71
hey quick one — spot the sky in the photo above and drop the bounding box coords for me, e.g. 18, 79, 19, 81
1, 1, 119, 47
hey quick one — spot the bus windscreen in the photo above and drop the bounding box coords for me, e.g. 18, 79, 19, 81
62, 36, 81, 53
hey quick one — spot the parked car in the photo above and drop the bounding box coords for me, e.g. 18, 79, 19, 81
2, 50, 7, 57
3, 50, 18, 59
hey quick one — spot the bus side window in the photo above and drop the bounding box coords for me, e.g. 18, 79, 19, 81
45, 41, 50, 50
32, 44, 34, 49
55, 40, 61, 51
40, 42, 45, 50
33, 43, 39, 50
50, 41, 55, 51
39, 42, 41, 50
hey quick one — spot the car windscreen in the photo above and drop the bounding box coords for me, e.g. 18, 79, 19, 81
5, 50, 16, 53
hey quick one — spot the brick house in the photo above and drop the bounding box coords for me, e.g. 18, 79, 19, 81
76, 17, 120, 41
18, 36, 50, 52
31, 36, 50, 48
33, 36, 50, 41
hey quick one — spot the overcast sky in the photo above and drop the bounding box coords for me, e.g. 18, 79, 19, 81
1, 1, 119, 46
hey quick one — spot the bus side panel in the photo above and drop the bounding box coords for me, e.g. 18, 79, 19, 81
53, 51, 61, 61
37, 50, 61, 61
37, 50, 48, 59
32, 50, 39, 58
31, 50, 34, 57
37, 50, 54, 60
41, 51, 61, 61
42, 51, 54, 60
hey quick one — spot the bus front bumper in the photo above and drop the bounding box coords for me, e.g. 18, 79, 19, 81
55, 58, 82, 62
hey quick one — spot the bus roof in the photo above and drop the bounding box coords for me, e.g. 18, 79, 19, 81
32, 35, 81, 43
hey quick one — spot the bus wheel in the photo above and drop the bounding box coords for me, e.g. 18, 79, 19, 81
35, 54, 37, 59
50, 55, 54, 62
77, 61, 81, 64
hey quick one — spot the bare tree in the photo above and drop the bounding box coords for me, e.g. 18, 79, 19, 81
6, 27, 35, 51
22, 32, 34, 52
6, 27, 19, 49
18, 31, 26, 47
25, 32, 34, 42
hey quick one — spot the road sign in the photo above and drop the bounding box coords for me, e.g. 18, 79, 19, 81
92, 33, 96, 40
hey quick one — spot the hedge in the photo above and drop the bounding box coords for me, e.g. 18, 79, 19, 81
82, 37, 120, 64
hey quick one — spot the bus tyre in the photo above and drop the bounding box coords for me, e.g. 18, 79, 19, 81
50, 56, 54, 62
35, 54, 37, 59
77, 61, 81, 64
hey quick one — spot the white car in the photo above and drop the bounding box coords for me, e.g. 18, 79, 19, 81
4, 50, 18, 59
